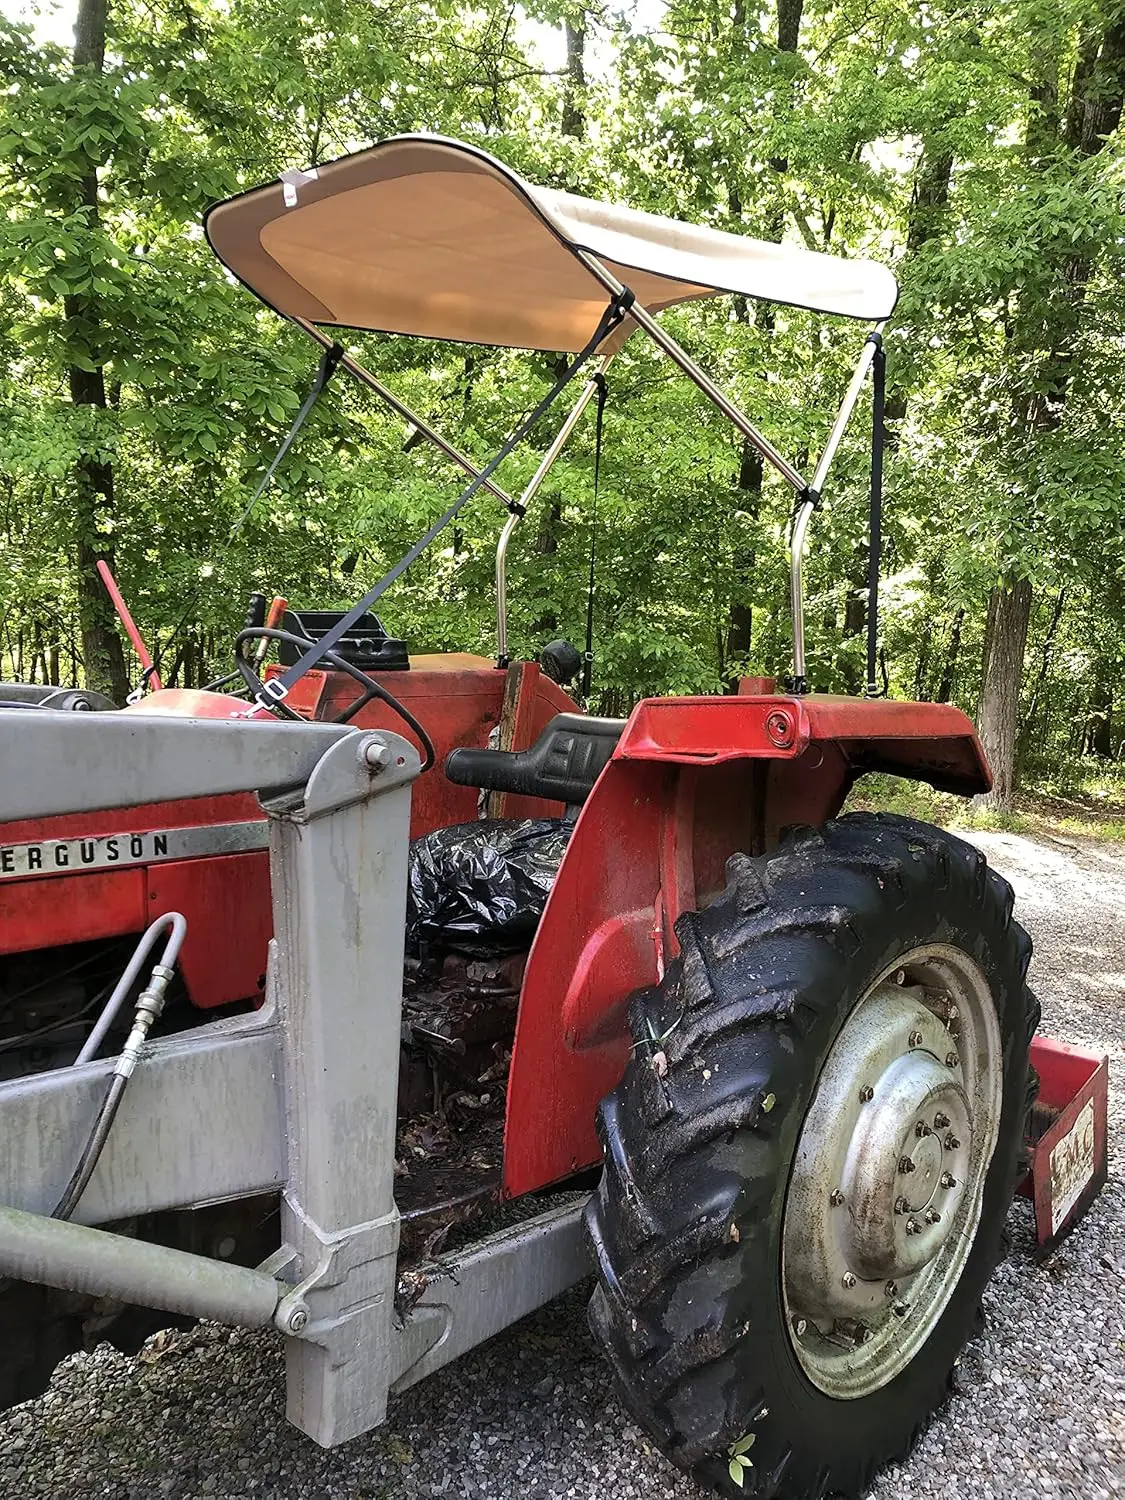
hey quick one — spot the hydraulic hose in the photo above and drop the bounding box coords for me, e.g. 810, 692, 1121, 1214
55, 913, 187, 1222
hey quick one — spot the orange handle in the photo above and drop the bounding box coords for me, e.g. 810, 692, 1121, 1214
253, 596, 289, 664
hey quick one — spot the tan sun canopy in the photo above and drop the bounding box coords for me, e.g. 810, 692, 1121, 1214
205, 135, 899, 353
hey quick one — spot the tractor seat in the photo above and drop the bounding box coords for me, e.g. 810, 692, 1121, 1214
444, 713, 626, 806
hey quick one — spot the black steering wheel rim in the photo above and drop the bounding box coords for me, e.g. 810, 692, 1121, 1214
232, 627, 435, 772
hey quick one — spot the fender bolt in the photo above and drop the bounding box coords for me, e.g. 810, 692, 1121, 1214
829, 1189, 845, 1207
765, 710, 795, 748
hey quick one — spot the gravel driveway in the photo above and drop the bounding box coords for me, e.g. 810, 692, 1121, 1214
2, 828, 1122, 1500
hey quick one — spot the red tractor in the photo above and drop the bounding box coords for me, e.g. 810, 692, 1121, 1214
0, 136, 1107, 1499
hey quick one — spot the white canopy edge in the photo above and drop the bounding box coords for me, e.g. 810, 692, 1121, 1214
205, 134, 898, 353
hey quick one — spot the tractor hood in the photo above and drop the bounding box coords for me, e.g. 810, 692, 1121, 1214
205, 134, 899, 352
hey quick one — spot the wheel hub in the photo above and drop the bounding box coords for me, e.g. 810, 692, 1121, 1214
781, 946, 1002, 1399
843, 1049, 971, 1280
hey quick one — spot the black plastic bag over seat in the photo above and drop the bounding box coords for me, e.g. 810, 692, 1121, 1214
407, 818, 572, 955
445, 713, 625, 806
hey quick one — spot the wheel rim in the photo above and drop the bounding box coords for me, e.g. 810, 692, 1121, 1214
781, 944, 1002, 1399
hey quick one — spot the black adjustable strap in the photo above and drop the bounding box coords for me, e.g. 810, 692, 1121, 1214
264, 291, 635, 710
582, 372, 608, 700
155, 342, 344, 675
228, 342, 344, 546
866, 333, 886, 698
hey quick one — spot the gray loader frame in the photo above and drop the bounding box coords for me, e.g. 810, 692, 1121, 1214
0, 708, 587, 1447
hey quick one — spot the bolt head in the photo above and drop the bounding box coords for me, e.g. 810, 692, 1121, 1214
894, 968, 907, 985
934, 1112, 950, 1130
885, 1280, 897, 1298
892, 1301, 909, 1318
908, 1029, 924, 1047
829, 1189, 845, 1207
859, 1084, 874, 1103
841, 1272, 857, 1289
906, 1219, 919, 1235
765, 710, 795, 747
898, 1156, 916, 1174
287, 1307, 309, 1333
915, 1120, 932, 1138
945, 1134, 961, 1151
363, 741, 391, 771
941, 1171, 958, 1189
925, 1208, 941, 1225
894, 1195, 908, 1214
945, 1052, 960, 1069
793, 1317, 808, 1337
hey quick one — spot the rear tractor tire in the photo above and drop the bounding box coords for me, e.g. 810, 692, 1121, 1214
586, 812, 1038, 1499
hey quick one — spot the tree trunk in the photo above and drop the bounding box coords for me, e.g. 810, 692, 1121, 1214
561, 16, 586, 138
975, 579, 1032, 810
934, 608, 965, 704
69, 0, 129, 701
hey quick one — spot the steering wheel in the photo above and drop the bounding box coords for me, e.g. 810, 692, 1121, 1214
232, 626, 435, 773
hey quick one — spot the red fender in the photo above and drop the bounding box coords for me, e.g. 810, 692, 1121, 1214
502, 693, 990, 1196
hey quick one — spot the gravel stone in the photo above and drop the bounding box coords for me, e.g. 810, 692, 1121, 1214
1, 830, 1122, 1499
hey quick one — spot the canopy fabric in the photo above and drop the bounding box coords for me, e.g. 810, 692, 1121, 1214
205, 135, 898, 352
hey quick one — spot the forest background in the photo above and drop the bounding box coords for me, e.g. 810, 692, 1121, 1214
2, 0, 1124, 809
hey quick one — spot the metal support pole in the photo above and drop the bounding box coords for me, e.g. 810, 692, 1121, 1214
790, 326, 885, 692
266, 729, 420, 1448
496, 356, 614, 663
574, 253, 806, 493
294, 318, 514, 510
0, 1204, 281, 1327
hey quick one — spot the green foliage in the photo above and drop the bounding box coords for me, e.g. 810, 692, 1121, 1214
0, 0, 1123, 783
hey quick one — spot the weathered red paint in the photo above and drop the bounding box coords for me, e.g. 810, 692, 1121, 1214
0, 657, 578, 1009
1020, 1036, 1109, 1254
502, 693, 992, 1196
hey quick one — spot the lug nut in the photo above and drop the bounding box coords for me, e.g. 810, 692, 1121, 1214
908, 1029, 924, 1047
892, 1301, 909, 1318
829, 1189, 845, 1207
906, 1219, 920, 1235
925, 1208, 941, 1225
941, 1171, 958, 1189
841, 1272, 857, 1289
894, 1196, 908, 1214
915, 1121, 932, 1138
859, 1085, 874, 1103
934, 1112, 950, 1129
793, 1316, 807, 1337
894, 969, 907, 985
885, 1281, 897, 1298
945, 1052, 960, 1069
945, 1134, 961, 1151
898, 1156, 916, 1174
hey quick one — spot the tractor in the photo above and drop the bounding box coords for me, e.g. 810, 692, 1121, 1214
0, 135, 1108, 1499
